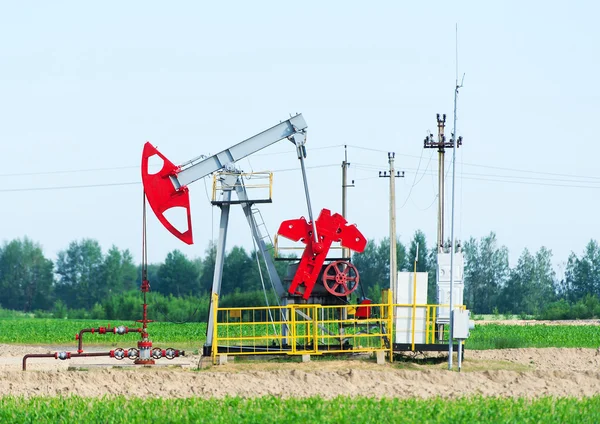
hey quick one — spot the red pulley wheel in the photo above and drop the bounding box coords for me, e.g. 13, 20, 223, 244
322, 260, 360, 296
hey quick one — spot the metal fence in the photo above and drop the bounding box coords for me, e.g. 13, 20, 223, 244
211, 291, 463, 364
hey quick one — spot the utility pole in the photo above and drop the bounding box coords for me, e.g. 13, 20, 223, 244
341, 145, 354, 259
424, 114, 457, 251
379, 152, 404, 294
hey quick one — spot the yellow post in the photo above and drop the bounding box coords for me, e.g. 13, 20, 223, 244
269, 172, 273, 201
312, 305, 319, 354
432, 306, 437, 344
212, 174, 217, 201
425, 305, 430, 345
382, 289, 394, 363
211, 292, 219, 365
290, 305, 296, 354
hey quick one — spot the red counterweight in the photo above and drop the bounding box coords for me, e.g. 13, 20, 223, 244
277, 209, 367, 299
141, 142, 193, 245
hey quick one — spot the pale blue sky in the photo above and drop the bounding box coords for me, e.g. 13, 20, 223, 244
1, 1, 598, 276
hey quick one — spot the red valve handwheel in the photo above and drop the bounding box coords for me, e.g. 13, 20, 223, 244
322, 260, 360, 296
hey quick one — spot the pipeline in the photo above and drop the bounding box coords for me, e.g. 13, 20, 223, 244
23, 351, 111, 371
22, 348, 184, 371
22, 200, 187, 371
75, 325, 143, 353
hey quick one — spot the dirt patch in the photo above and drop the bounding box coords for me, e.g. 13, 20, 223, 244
1, 345, 600, 398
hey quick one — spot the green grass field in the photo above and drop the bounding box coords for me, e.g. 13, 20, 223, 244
2, 320, 599, 423
1, 318, 598, 351
1, 395, 599, 423
0, 318, 206, 348
466, 323, 600, 350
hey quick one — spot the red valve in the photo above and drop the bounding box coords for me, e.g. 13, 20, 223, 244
322, 260, 360, 296
141, 142, 193, 245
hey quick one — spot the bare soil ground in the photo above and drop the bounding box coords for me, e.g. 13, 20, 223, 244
1, 344, 600, 398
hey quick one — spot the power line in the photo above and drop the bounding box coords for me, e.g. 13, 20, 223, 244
0, 165, 140, 178
0, 146, 344, 179
252, 144, 345, 157
1, 161, 598, 193
348, 145, 600, 181
458, 175, 600, 189
0, 164, 339, 192
399, 146, 426, 208
408, 167, 600, 186
0, 181, 140, 192
410, 193, 439, 211
4, 143, 599, 183
464, 161, 600, 181
271, 164, 338, 173
354, 162, 600, 186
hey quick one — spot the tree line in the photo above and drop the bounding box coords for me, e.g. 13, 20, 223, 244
0, 237, 288, 317
0, 232, 599, 320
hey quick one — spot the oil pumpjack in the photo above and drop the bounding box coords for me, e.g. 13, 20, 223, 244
141, 114, 369, 356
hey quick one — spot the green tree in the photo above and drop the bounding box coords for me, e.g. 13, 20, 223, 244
0, 238, 54, 311
120, 249, 138, 291
407, 230, 429, 272
532, 246, 557, 308
199, 242, 216, 293
222, 246, 253, 294
55, 239, 104, 309
352, 237, 407, 297
101, 246, 138, 295
501, 247, 556, 314
406, 230, 436, 303
463, 232, 509, 314
137, 263, 161, 289
561, 240, 600, 301
427, 247, 438, 304
246, 245, 290, 298
156, 250, 200, 296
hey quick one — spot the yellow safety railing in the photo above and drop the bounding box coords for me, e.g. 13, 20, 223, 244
212, 171, 273, 202
211, 292, 219, 365
213, 296, 394, 362
211, 292, 465, 363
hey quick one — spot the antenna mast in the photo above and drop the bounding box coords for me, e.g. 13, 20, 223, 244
448, 23, 465, 371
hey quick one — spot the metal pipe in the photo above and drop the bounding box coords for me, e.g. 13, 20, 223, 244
448, 42, 461, 370
23, 351, 112, 371
411, 243, 419, 351
76, 326, 142, 353
297, 144, 319, 244
77, 328, 94, 353
23, 348, 183, 371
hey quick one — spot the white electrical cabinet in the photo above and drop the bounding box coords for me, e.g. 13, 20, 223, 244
395, 272, 428, 344
436, 252, 464, 324
452, 309, 475, 339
